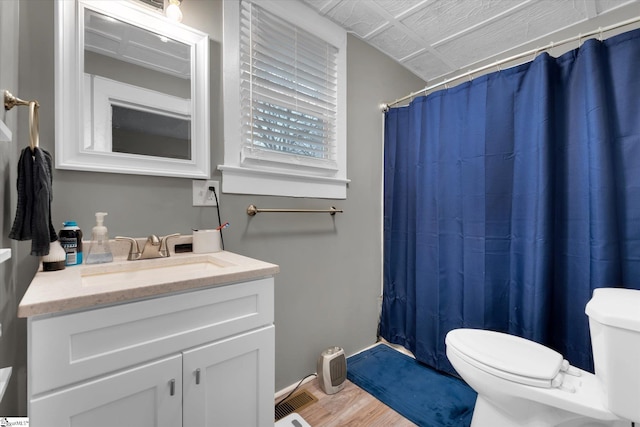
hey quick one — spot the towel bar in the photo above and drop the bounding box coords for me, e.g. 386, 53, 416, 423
246, 205, 343, 216
4, 90, 40, 151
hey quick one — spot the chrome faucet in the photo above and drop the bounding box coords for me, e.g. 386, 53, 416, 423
115, 233, 180, 261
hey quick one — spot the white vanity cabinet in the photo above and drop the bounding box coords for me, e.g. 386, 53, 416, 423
27, 277, 275, 427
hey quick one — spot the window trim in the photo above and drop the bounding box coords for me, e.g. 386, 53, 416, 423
220, 0, 348, 199
88, 74, 191, 154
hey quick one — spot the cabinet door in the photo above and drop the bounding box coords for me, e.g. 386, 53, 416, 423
30, 354, 182, 427
183, 325, 275, 427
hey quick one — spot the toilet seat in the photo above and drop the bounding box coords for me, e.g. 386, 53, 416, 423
446, 329, 572, 389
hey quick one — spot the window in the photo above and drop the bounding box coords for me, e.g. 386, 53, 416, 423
221, 0, 348, 198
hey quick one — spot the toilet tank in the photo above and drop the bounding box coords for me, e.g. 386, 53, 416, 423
585, 287, 640, 423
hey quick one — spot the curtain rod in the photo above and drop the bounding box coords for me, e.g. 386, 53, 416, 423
382, 15, 640, 111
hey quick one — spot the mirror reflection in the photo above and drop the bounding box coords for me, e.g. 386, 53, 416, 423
56, 0, 209, 178
83, 9, 192, 160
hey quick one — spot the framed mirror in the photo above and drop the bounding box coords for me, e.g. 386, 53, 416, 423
55, 0, 210, 178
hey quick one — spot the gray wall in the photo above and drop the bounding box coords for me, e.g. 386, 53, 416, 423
1, 0, 33, 416
8, 0, 425, 411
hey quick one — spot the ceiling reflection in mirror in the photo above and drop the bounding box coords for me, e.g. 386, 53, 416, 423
83, 9, 192, 160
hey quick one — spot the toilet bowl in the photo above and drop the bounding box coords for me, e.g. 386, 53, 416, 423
445, 288, 640, 427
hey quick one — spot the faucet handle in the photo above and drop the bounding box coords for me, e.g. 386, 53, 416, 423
160, 233, 181, 257
115, 236, 141, 261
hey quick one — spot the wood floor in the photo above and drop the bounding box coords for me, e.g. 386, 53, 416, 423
278, 378, 417, 427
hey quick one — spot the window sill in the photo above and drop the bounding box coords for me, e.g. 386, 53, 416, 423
218, 165, 349, 199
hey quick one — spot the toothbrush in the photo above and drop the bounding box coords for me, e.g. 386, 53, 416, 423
215, 222, 230, 231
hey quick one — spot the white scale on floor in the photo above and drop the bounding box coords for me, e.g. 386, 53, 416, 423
275, 413, 312, 427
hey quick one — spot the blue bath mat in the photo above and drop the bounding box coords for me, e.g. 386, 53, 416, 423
347, 344, 476, 427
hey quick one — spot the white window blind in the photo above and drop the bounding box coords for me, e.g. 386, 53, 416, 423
239, 1, 339, 172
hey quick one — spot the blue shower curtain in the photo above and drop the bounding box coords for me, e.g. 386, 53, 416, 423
381, 29, 640, 375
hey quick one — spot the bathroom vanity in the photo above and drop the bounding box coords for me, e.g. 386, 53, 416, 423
18, 244, 279, 427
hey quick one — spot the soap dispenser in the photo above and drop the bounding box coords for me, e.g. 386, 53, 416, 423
85, 212, 114, 264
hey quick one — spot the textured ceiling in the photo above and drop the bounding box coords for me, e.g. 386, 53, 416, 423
299, 0, 640, 85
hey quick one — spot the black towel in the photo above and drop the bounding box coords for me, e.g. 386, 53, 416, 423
9, 147, 58, 256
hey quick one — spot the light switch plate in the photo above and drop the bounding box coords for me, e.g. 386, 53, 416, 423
192, 180, 219, 206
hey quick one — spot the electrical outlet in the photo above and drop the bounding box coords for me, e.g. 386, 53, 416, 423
192, 180, 219, 206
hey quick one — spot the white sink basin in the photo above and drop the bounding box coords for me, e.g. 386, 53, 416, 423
80, 255, 235, 287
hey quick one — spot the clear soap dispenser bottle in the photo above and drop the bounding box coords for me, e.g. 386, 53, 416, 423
85, 212, 114, 264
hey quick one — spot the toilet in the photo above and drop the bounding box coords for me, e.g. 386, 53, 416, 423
445, 288, 640, 427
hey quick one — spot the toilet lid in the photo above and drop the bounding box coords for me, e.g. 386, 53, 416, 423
446, 329, 564, 388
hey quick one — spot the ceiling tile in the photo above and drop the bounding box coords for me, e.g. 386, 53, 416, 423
368, 25, 424, 60
371, 0, 430, 19
324, 0, 389, 38
596, 0, 634, 13
436, 1, 588, 68
401, 0, 528, 45
300, 0, 336, 12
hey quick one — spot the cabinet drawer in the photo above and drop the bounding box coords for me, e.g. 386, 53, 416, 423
29, 277, 274, 396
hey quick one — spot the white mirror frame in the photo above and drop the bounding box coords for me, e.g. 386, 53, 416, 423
55, 0, 210, 178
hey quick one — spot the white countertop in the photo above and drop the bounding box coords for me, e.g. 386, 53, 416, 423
18, 236, 279, 318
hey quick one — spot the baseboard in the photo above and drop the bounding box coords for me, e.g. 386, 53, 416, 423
348, 338, 416, 359
377, 338, 416, 359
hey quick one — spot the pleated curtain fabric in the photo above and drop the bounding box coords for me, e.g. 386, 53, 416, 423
381, 29, 640, 375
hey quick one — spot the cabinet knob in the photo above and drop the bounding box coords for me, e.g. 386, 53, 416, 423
169, 379, 176, 396
195, 368, 201, 385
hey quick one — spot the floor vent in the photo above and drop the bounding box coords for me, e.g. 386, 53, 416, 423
275, 389, 318, 421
